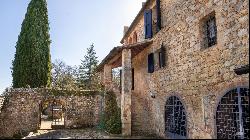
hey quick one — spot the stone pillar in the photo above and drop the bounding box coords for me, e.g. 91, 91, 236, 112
121, 49, 132, 136
103, 64, 112, 90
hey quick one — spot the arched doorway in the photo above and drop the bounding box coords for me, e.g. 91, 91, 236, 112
216, 87, 249, 139
165, 96, 187, 139
40, 99, 65, 130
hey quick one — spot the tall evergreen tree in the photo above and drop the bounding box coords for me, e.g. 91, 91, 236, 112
12, 0, 52, 88
78, 44, 99, 89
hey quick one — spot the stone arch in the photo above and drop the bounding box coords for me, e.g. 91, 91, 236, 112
40, 97, 66, 129
214, 86, 249, 139
212, 81, 249, 138
164, 93, 188, 139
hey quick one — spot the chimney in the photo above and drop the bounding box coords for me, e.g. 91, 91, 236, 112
123, 26, 129, 36
142, 2, 146, 7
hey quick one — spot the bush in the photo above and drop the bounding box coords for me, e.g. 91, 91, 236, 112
104, 91, 121, 134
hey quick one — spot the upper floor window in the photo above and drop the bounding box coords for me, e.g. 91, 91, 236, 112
144, 0, 161, 39
144, 9, 153, 39
128, 37, 132, 44
200, 11, 217, 48
133, 32, 138, 44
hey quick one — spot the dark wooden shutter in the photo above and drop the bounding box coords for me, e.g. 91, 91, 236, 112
144, 10, 153, 39
148, 53, 154, 73
132, 68, 134, 90
120, 69, 122, 92
160, 45, 166, 68
156, 0, 161, 32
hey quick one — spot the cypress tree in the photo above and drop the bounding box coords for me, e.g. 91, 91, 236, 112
12, 0, 52, 88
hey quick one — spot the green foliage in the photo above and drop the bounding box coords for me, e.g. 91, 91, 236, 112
39, 88, 103, 97
78, 44, 99, 89
97, 112, 106, 130
104, 91, 122, 134
12, 0, 52, 88
52, 59, 79, 90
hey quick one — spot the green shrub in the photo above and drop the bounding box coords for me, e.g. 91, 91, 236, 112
104, 91, 121, 134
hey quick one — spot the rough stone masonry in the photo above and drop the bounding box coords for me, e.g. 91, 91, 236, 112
97, 0, 249, 138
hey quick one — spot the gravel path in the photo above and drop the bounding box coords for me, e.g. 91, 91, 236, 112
23, 128, 157, 139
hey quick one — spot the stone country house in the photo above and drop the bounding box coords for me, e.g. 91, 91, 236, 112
96, 0, 249, 139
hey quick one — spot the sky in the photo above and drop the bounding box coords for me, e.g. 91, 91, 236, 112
0, 0, 145, 94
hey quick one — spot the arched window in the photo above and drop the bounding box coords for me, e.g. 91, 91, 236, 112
133, 32, 138, 43
165, 96, 187, 139
128, 37, 132, 44
216, 87, 249, 139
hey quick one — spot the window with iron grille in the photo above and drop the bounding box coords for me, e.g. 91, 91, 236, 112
200, 11, 217, 49
206, 15, 217, 47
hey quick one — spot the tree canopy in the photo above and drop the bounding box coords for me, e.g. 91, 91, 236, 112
12, 0, 52, 88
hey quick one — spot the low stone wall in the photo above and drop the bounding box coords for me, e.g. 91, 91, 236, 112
0, 88, 104, 138
0, 90, 42, 138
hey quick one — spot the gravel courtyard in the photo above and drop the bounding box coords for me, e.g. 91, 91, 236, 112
23, 128, 157, 139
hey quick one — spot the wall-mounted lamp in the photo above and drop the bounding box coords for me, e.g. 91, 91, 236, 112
21, 97, 25, 104
150, 91, 156, 98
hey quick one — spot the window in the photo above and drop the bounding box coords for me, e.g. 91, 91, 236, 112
133, 32, 138, 44
206, 16, 217, 47
145, 0, 161, 39
159, 45, 166, 68
200, 11, 217, 48
148, 53, 154, 73
156, 0, 161, 32
132, 68, 134, 90
129, 37, 132, 44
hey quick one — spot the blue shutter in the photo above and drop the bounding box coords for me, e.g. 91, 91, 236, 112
156, 0, 161, 32
144, 10, 153, 39
144, 11, 148, 39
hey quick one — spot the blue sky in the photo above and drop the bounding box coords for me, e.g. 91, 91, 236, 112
0, 0, 145, 93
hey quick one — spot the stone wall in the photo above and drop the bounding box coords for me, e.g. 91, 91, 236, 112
0, 90, 42, 138
122, 0, 249, 138
0, 89, 103, 138
0, 96, 4, 113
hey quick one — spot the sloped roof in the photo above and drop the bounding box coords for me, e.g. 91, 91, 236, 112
96, 39, 153, 72
120, 0, 151, 44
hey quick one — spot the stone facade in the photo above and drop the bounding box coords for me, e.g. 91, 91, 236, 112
98, 0, 249, 138
0, 89, 103, 138
0, 96, 4, 113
